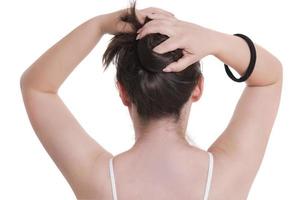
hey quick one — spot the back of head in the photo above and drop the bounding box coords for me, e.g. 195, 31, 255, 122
102, 2, 202, 122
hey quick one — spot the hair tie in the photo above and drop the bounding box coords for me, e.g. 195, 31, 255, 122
224, 33, 257, 82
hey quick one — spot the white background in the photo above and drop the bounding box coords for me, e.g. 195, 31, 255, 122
0, 0, 299, 199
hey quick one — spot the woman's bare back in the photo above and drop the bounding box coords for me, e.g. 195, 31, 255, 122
90, 146, 249, 200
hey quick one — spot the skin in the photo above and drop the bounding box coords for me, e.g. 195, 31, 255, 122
20, 6, 283, 200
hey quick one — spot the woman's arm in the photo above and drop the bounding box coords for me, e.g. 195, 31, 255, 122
20, 12, 122, 93
20, 7, 173, 91
212, 31, 282, 86
19, 8, 138, 197
137, 17, 283, 196
207, 30, 283, 195
20, 7, 174, 198
19, 13, 115, 198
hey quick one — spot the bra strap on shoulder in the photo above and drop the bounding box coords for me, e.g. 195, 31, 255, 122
109, 157, 118, 200
203, 152, 214, 200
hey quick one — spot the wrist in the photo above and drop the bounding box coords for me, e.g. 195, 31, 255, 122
96, 9, 130, 35
210, 30, 235, 58
207, 29, 228, 57
87, 14, 106, 36
93, 14, 111, 34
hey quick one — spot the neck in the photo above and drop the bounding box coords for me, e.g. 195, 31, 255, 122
131, 116, 191, 152
128, 102, 193, 154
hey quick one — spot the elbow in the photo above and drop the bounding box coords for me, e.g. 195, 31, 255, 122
271, 57, 283, 85
19, 73, 26, 92
276, 59, 283, 83
276, 57, 283, 71
20, 72, 33, 92
20, 73, 59, 94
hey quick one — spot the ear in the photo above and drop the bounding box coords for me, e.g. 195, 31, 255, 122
116, 81, 131, 106
191, 76, 204, 102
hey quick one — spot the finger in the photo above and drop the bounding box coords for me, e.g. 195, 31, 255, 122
163, 54, 198, 72
137, 20, 173, 39
138, 18, 172, 33
143, 7, 174, 17
137, 8, 174, 25
147, 12, 176, 21
153, 37, 182, 54
137, 25, 173, 39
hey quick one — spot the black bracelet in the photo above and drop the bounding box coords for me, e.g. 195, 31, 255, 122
224, 33, 257, 82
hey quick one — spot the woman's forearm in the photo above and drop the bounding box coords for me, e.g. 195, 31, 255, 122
211, 30, 282, 87
20, 15, 105, 93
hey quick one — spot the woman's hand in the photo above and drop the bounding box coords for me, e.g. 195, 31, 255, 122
100, 7, 175, 35
136, 16, 221, 72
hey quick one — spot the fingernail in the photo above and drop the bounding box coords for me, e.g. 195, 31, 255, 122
136, 34, 140, 40
163, 67, 171, 72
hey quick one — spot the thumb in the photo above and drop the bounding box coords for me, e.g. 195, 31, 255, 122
153, 37, 181, 54
163, 54, 198, 72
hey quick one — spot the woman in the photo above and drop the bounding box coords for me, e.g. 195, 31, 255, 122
20, 2, 283, 200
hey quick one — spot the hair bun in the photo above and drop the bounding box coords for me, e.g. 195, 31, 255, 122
136, 17, 183, 73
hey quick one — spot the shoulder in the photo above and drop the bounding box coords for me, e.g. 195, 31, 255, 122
208, 149, 254, 199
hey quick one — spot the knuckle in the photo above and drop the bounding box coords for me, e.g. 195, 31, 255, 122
152, 19, 163, 25
149, 7, 158, 12
169, 18, 177, 24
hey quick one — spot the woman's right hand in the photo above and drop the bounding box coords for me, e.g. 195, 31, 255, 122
136, 15, 221, 72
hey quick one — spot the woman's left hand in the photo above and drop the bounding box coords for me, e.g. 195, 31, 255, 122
99, 6, 175, 35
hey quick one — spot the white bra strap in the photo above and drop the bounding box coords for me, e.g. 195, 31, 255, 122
109, 157, 118, 200
203, 152, 214, 200
109, 153, 213, 200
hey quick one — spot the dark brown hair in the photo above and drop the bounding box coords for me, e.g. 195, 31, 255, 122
102, 1, 202, 122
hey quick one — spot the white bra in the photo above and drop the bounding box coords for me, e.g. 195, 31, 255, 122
109, 151, 214, 200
